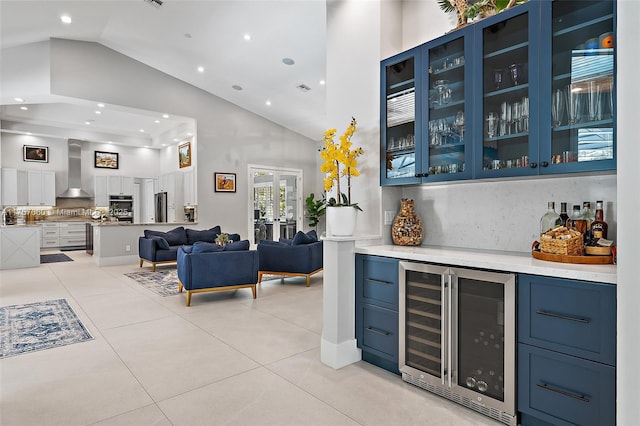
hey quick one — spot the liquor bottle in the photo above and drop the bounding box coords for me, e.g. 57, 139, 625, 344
540, 201, 563, 234
590, 200, 608, 239
559, 202, 570, 226
582, 201, 595, 241
568, 204, 588, 237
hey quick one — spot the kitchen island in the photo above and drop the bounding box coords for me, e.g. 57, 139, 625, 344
0, 225, 41, 270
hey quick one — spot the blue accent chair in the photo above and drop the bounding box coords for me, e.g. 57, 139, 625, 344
256, 231, 323, 287
176, 244, 258, 306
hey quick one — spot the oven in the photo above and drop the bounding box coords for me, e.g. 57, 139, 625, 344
109, 195, 133, 222
399, 262, 516, 425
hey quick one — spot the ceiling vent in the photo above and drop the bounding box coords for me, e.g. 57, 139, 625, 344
143, 0, 163, 8
296, 84, 311, 93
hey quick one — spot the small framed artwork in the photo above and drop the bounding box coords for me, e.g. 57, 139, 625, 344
94, 151, 119, 169
23, 145, 49, 163
178, 141, 191, 168
214, 172, 236, 193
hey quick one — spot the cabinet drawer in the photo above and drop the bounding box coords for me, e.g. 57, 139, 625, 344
518, 274, 616, 365
359, 304, 398, 362
518, 344, 615, 426
42, 229, 60, 237
357, 255, 399, 309
41, 238, 59, 248
59, 236, 86, 247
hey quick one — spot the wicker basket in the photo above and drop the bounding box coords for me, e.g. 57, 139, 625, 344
540, 233, 584, 256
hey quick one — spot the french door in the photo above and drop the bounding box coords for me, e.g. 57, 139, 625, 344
248, 166, 302, 244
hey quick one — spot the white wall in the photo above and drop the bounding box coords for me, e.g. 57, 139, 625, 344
45, 38, 318, 236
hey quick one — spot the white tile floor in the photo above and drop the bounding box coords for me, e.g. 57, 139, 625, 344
0, 250, 501, 426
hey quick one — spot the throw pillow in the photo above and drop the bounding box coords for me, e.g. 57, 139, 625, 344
277, 238, 293, 245
228, 233, 241, 242
223, 240, 250, 251
261, 240, 289, 247
163, 226, 188, 245
192, 242, 224, 254
186, 228, 219, 245
292, 230, 315, 245
149, 236, 170, 250
306, 230, 319, 241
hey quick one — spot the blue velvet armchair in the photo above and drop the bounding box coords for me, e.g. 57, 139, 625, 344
256, 231, 323, 287
176, 243, 258, 306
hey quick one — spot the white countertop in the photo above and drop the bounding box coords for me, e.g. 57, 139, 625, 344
355, 244, 617, 284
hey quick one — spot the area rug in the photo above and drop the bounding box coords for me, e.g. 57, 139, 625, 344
0, 299, 93, 359
124, 270, 180, 297
40, 253, 74, 264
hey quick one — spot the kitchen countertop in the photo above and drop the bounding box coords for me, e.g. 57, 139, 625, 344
355, 244, 617, 284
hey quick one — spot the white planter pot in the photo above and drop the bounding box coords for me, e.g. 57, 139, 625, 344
326, 206, 357, 236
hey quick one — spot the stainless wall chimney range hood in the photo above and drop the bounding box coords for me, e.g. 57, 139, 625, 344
57, 139, 92, 199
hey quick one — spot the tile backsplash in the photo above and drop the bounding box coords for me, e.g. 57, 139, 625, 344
384, 174, 617, 253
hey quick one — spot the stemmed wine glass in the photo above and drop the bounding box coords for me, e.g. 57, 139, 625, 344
454, 111, 465, 142
486, 113, 499, 138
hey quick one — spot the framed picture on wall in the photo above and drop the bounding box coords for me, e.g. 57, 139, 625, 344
178, 141, 191, 168
23, 145, 49, 163
214, 172, 236, 192
94, 151, 119, 169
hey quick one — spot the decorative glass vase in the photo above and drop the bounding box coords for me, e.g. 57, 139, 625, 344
326, 206, 357, 236
392, 198, 424, 246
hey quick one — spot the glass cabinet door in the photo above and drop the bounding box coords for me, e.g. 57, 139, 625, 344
424, 33, 471, 181
477, 8, 536, 177
543, 0, 615, 173
381, 49, 421, 185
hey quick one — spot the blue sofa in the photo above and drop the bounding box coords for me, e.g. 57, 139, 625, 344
256, 230, 323, 287
138, 226, 239, 271
176, 241, 258, 306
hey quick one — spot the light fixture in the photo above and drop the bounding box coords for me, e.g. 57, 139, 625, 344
14, 97, 24, 102
319, 80, 326, 85
20, 106, 28, 110
197, 66, 204, 73
187, 132, 193, 136
85, 121, 92, 125
60, 15, 72, 24
107, 141, 113, 144
95, 110, 101, 114
154, 119, 160, 123
162, 114, 169, 118
173, 138, 179, 142
97, 103, 105, 108
139, 129, 145, 133
26, 132, 32, 135
244, 34, 251, 41
282, 58, 295, 66
266, 100, 272, 106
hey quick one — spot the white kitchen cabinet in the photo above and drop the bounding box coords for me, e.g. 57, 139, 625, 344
40, 222, 60, 248
59, 222, 86, 248
27, 171, 56, 206
183, 170, 195, 206
107, 176, 134, 196
1, 168, 18, 206
94, 176, 108, 207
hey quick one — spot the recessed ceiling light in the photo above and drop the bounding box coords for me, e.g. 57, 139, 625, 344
187, 133, 193, 137
20, 106, 28, 110
26, 132, 32, 135
14, 97, 24, 102
107, 141, 113, 144
97, 103, 105, 108
173, 138, 179, 142
282, 58, 295, 66
266, 100, 272, 106
139, 129, 145, 133
154, 119, 160, 124
95, 110, 101, 114
162, 143, 167, 147
319, 80, 326, 85
232, 85, 243, 91
144, 145, 150, 148
60, 15, 72, 24
244, 34, 251, 41
197, 66, 204, 73
85, 121, 92, 125
162, 114, 169, 118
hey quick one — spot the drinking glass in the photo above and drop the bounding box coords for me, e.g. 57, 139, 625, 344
521, 97, 529, 132
454, 111, 465, 142
509, 63, 523, 86
493, 69, 504, 90
486, 113, 499, 138
499, 102, 508, 136
552, 89, 565, 127
566, 85, 582, 125
587, 80, 602, 121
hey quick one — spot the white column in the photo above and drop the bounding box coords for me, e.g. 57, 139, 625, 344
321, 236, 362, 369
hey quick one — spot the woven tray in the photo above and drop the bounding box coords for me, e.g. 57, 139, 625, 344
532, 241, 615, 264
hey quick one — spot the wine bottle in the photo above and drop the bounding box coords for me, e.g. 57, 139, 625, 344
540, 202, 563, 234
582, 201, 595, 241
567, 204, 588, 236
559, 202, 569, 226
590, 200, 608, 240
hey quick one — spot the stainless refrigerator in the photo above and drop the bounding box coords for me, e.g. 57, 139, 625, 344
155, 192, 167, 223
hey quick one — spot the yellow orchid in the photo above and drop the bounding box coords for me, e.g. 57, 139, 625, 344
319, 117, 364, 208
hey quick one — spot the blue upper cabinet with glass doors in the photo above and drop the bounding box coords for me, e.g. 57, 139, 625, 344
380, 0, 615, 186
538, 0, 616, 174
380, 47, 422, 186
421, 27, 474, 182
472, 1, 540, 179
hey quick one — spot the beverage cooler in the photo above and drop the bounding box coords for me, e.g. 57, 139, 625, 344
399, 262, 516, 425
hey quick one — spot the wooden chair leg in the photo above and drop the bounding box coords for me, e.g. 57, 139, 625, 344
186, 291, 192, 307
258, 271, 263, 284
139, 259, 143, 267
306, 275, 311, 287
152, 263, 156, 272
178, 281, 183, 293
251, 284, 256, 299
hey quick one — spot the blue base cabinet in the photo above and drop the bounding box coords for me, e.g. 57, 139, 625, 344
355, 254, 400, 374
517, 274, 616, 426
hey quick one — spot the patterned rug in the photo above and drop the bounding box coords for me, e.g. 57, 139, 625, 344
124, 270, 180, 297
40, 253, 74, 264
0, 299, 93, 359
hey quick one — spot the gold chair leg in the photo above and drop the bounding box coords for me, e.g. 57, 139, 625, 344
152, 263, 156, 272
139, 259, 143, 267
178, 281, 183, 293
251, 285, 256, 299
306, 275, 311, 287
186, 291, 192, 307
